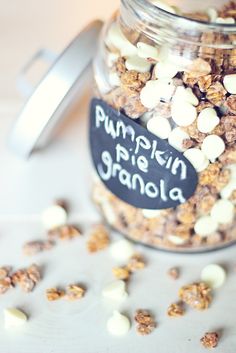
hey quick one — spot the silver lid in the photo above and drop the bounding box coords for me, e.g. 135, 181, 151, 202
9, 20, 103, 159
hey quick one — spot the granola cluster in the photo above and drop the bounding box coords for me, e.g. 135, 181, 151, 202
86, 224, 110, 253
134, 309, 156, 335
167, 302, 185, 317
0, 264, 41, 294
92, 0, 236, 252
200, 332, 219, 349
46, 284, 85, 301
112, 253, 145, 280
179, 282, 212, 310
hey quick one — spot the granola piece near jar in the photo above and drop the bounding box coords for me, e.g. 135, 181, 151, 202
179, 282, 212, 310
65, 284, 85, 300
127, 254, 145, 272
0, 266, 11, 280
48, 225, 82, 240
167, 302, 185, 317
134, 309, 156, 335
112, 266, 130, 280
167, 267, 180, 280
197, 74, 213, 92
87, 224, 110, 253
11, 264, 41, 293
200, 332, 219, 349
206, 82, 227, 106
46, 288, 65, 301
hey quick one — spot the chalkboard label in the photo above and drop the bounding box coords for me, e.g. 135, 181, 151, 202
89, 98, 198, 210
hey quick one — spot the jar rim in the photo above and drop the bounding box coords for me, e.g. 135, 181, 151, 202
132, 0, 236, 31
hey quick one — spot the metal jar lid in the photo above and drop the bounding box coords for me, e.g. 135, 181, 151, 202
8, 20, 103, 159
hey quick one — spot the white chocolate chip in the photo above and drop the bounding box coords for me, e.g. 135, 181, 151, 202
173, 86, 199, 106
194, 216, 218, 236
42, 205, 67, 230
197, 108, 220, 133
147, 116, 172, 139
216, 17, 235, 24
201, 264, 226, 289
106, 22, 137, 56
168, 234, 187, 245
201, 135, 225, 162
125, 55, 151, 73
210, 199, 235, 224
142, 209, 163, 218
168, 127, 190, 152
102, 280, 128, 301
107, 311, 130, 336
223, 74, 236, 94
4, 308, 27, 328
154, 61, 179, 79
109, 72, 121, 87
110, 239, 135, 262
171, 101, 197, 127
150, 0, 176, 14
137, 42, 159, 61
140, 80, 162, 109
184, 148, 209, 172
207, 8, 218, 22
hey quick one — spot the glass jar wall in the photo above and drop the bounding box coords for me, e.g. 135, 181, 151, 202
92, 0, 236, 252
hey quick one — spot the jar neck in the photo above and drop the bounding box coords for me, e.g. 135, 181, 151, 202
119, 0, 236, 49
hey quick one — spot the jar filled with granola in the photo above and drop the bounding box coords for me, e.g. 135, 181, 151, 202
90, 0, 236, 252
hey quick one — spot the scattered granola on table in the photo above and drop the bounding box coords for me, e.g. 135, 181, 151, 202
86, 224, 110, 253
127, 254, 146, 272
46, 288, 65, 301
179, 282, 212, 310
65, 284, 85, 301
200, 332, 219, 349
167, 302, 185, 317
112, 266, 130, 280
48, 225, 82, 241
11, 264, 41, 293
167, 267, 180, 280
134, 309, 156, 335
23, 240, 55, 255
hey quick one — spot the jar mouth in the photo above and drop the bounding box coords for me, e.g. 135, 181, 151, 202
135, 0, 236, 31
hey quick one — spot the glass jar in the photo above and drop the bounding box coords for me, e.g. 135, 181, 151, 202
91, 0, 236, 252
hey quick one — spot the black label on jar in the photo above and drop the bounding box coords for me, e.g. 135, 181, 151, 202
90, 98, 198, 210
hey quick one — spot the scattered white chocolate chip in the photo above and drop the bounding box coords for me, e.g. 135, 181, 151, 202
102, 280, 128, 301
201, 135, 225, 162
109, 72, 121, 87
125, 55, 151, 73
107, 311, 130, 336
147, 116, 172, 139
106, 22, 137, 56
4, 308, 27, 328
110, 239, 135, 262
140, 80, 162, 109
201, 264, 226, 289
154, 61, 179, 79
168, 127, 190, 152
194, 216, 218, 236
142, 209, 163, 218
168, 234, 187, 245
207, 8, 218, 23
197, 108, 220, 133
137, 42, 159, 61
173, 86, 199, 106
210, 199, 235, 224
42, 205, 67, 230
151, 0, 176, 14
171, 101, 197, 127
184, 148, 209, 172
223, 74, 236, 94
216, 17, 235, 24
